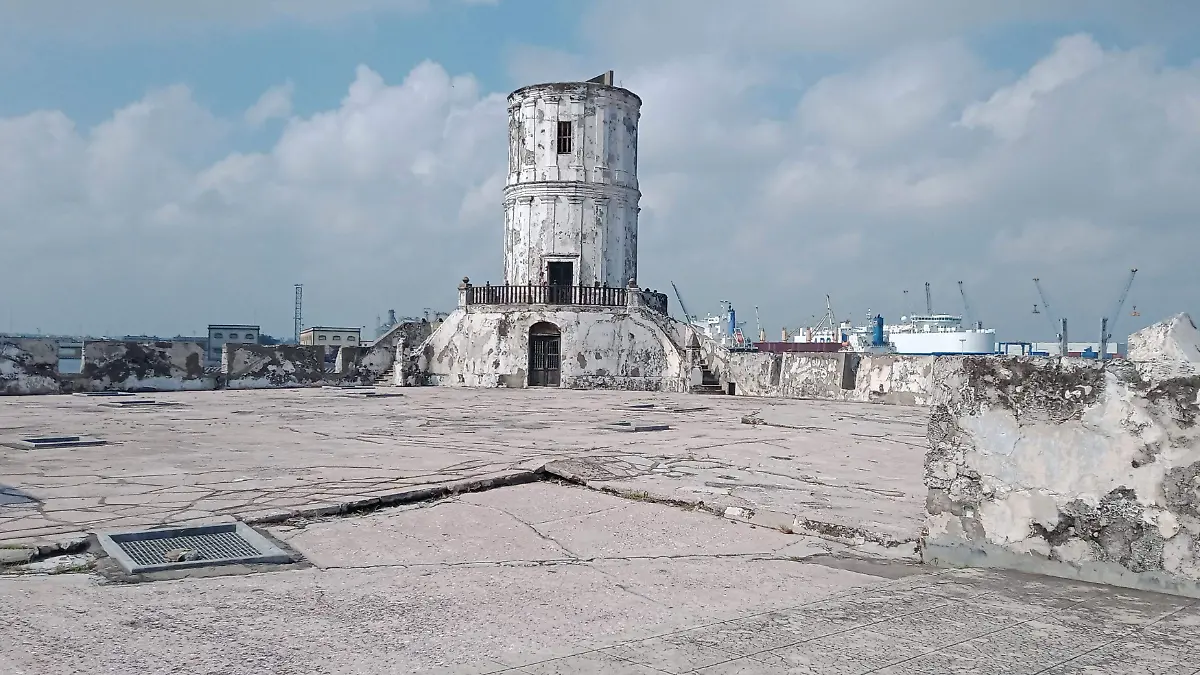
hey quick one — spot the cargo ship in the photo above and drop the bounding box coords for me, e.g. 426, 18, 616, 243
692, 297, 998, 356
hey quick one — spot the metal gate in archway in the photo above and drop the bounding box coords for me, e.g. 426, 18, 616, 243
528, 322, 561, 387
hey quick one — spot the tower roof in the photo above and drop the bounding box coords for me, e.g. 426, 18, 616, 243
508, 71, 640, 105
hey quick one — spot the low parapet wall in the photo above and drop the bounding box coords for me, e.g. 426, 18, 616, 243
705, 345, 936, 405
79, 340, 212, 392
0, 338, 59, 395
922, 338, 1200, 597
223, 344, 334, 389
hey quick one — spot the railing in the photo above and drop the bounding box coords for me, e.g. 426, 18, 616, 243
467, 284, 627, 307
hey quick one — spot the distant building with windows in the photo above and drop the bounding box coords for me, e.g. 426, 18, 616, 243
207, 324, 261, 366
299, 326, 361, 346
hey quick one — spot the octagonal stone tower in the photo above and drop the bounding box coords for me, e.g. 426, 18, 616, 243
503, 70, 642, 289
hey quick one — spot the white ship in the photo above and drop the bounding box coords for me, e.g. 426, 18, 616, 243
788, 296, 997, 355
886, 314, 996, 355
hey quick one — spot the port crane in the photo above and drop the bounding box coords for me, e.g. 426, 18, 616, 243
1099, 268, 1137, 361
670, 281, 695, 326
1033, 277, 1068, 357
957, 281, 980, 328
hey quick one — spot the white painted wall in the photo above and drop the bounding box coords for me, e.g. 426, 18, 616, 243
417, 306, 687, 390
503, 81, 641, 288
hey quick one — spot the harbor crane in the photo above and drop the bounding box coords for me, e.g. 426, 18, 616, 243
1033, 277, 1068, 357
1099, 268, 1137, 361
670, 281, 695, 326
957, 281, 979, 328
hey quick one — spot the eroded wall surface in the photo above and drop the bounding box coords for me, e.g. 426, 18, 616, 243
0, 339, 59, 395
703, 344, 936, 405
224, 344, 331, 389
417, 306, 689, 391
922, 352, 1200, 597
504, 81, 641, 288
79, 341, 212, 392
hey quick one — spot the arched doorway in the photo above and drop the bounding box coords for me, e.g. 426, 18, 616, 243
528, 321, 561, 387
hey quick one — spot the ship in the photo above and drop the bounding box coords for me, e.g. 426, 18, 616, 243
786, 296, 997, 355
884, 314, 996, 355
692, 296, 998, 356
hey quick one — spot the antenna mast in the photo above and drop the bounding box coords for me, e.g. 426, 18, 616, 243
294, 284, 304, 343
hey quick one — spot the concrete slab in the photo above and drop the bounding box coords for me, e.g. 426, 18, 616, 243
2, 482, 1195, 674
0, 388, 926, 552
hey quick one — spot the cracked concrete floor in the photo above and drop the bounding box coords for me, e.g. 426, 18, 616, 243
3, 482, 1198, 675
0, 387, 926, 552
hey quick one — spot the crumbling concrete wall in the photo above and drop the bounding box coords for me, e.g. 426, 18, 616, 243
350, 319, 438, 385
0, 338, 59, 395
703, 342, 935, 405
922, 327, 1200, 597
223, 344, 332, 389
79, 341, 213, 392
417, 306, 688, 391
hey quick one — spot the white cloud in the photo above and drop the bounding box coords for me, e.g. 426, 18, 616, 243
1, 24, 1198, 340
960, 34, 1105, 140
245, 81, 294, 126
0, 61, 506, 336
611, 34, 1200, 337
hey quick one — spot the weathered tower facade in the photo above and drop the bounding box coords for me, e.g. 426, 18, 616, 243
503, 71, 642, 289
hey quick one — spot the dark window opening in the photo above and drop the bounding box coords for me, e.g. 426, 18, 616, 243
547, 261, 573, 303
556, 121, 572, 154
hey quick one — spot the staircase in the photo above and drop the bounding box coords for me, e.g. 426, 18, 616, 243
374, 364, 396, 387
690, 361, 727, 395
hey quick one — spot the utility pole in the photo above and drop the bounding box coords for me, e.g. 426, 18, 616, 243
294, 284, 304, 343
1060, 318, 1068, 358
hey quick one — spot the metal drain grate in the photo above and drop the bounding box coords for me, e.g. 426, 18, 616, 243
96, 522, 293, 574
621, 403, 709, 413
99, 399, 183, 408
4, 435, 108, 450
600, 420, 671, 432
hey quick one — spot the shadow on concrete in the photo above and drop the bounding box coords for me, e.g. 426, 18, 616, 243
0, 485, 39, 506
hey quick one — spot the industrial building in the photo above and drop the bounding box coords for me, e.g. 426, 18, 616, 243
207, 325, 260, 366
299, 326, 362, 346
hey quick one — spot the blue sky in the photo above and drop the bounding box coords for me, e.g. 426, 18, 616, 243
1, 1, 1197, 340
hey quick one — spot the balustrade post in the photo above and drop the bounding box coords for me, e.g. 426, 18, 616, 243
458, 277, 471, 308
625, 277, 641, 311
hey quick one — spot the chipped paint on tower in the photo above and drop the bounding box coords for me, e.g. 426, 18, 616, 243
503, 70, 642, 288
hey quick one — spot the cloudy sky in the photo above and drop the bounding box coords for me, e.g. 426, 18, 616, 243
1, 1, 1196, 342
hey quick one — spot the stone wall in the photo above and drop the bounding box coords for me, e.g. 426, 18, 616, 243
79, 340, 213, 392
922, 330, 1200, 596
703, 342, 936, 405
0, 338, 59, 395
417, 305, 690, 391
223, 344, 333, 389
351, 319, 438, 385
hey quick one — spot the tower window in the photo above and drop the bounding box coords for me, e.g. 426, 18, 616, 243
556, 121, 572, 154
